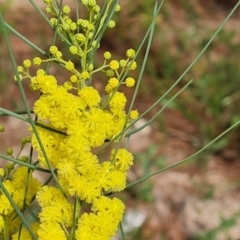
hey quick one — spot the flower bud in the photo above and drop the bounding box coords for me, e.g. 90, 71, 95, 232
6, 148, 13, 155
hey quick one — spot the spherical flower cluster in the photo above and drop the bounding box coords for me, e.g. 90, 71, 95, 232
125, 77, 135, 87
78, 19, 89, 28
50, 17, 57, 26
33, 57, 42, 65
104, 51, 111, 59
130, 110, 139, 120
78, 86, 100, 106
109, 60, 119, 70
69, 45, 78, 54
120, 59, 127, 67
115, 4, 121, 12
129, 61, 137, 70
63, 81, 73, 90
111, 148, 134, 171
80, 70, 90, 80
0, 166, 41, 234
105, 77, 119, 93
108, 20, 116, 28
75, 196, 125, 239
62, 5, 70, 14
30, 70, 57, 94
109, 91, 127, 113
36, 186, 73, 239
6, 148, 13, 155
17, 66, 24, 72
55, 51, 63, 58
49, 45, 58, 55
81, 0, 97, 7
69, 22, 77, 31
106, 69, 114, 77
70, 74, 78, 82
126, 48, 136, 58
65, 60, 75, 70
23, 59, 31, 68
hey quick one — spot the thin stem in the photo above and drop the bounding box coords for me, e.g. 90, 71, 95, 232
69, 198, 81, 240
0, 153, 51, 173
128, 0, 164, 115
127, 80, 193, 136
108, 0, 240, 143
126, 119, 240, 189
0, 182, 37, 240
0, 107, 66, 136
134, 0, 240, 125
3, 216, 9, 240
28, 0, 72, 45
0, 153, 36, 170
119, 222, 125, 240
3, 22, 47, 56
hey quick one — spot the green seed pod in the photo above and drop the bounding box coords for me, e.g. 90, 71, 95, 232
6, 148, 13, 155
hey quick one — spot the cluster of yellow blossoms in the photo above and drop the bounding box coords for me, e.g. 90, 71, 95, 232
0, 0, 140, 239
26, 65, 137, 239
0, 166, 41, 238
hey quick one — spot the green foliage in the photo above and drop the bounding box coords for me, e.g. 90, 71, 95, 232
107, 1, 240, 153
128, 145, 167, 202
194, 212, 240, 240
144, 17, 240, 153
178, 28, 240, 150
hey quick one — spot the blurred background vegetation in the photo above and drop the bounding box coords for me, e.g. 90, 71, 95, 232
103, 0, 240, 154
1, 0, 240, 239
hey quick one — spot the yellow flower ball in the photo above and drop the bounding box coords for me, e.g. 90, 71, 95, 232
129, 61, 137, 70
125, 77, 135, 87
108, 77, 119, 88
33, 57, 42, 65
65, 60, 75, 70
108, 20, 116, 28
62, 5, 70, 14
23, 59, 31, 68
70, 75, 78, 83
81, 71, 90, 80
49, 45, 58, 54
17, 66, 24, 72
78, 86, 100, 107
115, 4, 121, 12
130, 110, 139, 120
109, 60, 119, 70
104, 51, 111, 60
126, 48, 135, 58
